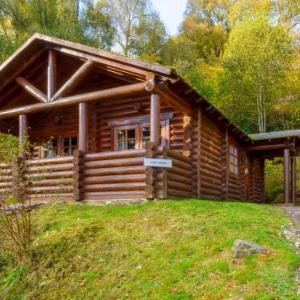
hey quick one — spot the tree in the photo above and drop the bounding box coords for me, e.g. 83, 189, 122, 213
220, 17, 294, 132
0, 0, 114, 62
103, 0, 167, 60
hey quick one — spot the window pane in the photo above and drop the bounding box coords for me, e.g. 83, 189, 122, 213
63, 138, 69, 147
128, 139, 136, 150
71, 137, 77, 145
118, 130, 126, 150
142, 127, 150, 137
128, 129, 135, 139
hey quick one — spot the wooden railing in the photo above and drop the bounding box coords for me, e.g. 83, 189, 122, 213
0, 157, 74, 203
82, 150, 148, 202
0, 148, 193, 203
27, 156, 74, 202
0, 163, 13, 195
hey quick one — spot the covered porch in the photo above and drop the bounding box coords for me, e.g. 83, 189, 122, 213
249, 131, 300, 205
0, 42, 194, 203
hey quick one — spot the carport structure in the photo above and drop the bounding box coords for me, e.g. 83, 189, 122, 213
249, 130, 300, 205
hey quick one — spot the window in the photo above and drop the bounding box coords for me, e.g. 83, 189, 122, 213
114, 122, 168, 151
229, 145, 238, 175
62, 136, 77, 156
116, 127, 137, 151
43, 138, 58, 158
141, 126, 150, 149
39, 136, 77, 158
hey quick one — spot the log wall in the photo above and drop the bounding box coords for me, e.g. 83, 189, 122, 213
95, 96, 184, 153
0, 157, 75, 204
82, 150, 147, 202
191, 106, 265, 202
156, 148, 193, 199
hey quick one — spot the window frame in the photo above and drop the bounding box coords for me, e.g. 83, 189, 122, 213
229, 144, 239, 176
113, 120, 170, 151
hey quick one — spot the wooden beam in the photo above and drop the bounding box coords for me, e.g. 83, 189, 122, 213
150, 93, 160, 146
247, 143, 294, 152
19, 114, 28, 155
52, 60, 93, 101
284, 148, 290, 204
145, 80, 192, 115
55, 47, 148, 79
47, 49, 56, 101
0, 49, 45, 95
78, 103, 88, 152
15, 77, 47, 103
291, 156, 297, 205
0, 81, 149, 119
47, 52, 56, 99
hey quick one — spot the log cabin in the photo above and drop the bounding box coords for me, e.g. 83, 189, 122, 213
0, 33, 299, 205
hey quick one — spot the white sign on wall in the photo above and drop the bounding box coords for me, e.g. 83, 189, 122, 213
144, 158, 172, 168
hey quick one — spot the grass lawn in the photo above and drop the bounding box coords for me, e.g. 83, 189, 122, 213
0, 200, 299, 299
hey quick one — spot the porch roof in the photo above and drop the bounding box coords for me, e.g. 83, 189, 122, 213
249, 130, 300, 141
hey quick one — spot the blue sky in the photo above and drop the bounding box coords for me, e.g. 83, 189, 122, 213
151, 0, 187, 36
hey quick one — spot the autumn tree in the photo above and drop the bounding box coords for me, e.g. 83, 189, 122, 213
220, 17, 294, 133
103, 0, 167, 61
0, 0, 114, 62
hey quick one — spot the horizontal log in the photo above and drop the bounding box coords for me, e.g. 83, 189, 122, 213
84, 150, 146, 161
28, 186, 73, 192
29, 193, 74, 198
0, 182, 12, 187
84, 182, 145, 192
27, 163, 74, 172
84, 165, 146, 176
84, 157, 144, 169
31, 178, 73, 186
200, 180, 222, 191
0, 81, 150, 119
26, 156, 73, 165
168, 166, 191, 178
170, 159, 192, 173
158, 172, 190, 185
166, 180, 191, 192
83, 174, 146, 184
165, 149, 190, 163
200, 186, 222, 197
167, 188, 192, 198
28, 170, 74, 179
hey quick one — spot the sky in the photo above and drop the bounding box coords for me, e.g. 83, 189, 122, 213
151, 0, 187, 36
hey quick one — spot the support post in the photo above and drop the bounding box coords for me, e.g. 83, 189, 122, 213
47, 49, 56, 101
291, 156, 297, 205
284, 148, 290, 204
150, 93, 160, 146
79, 102, 88, 152
73, 150, 84, 201
19, 114, 28, 156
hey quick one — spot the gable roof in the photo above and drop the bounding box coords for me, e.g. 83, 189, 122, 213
0, 33, 281, 145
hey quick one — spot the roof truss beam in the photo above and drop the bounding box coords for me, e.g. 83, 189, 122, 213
15, 77, 47, 103
52, 59, 93, 101
0, 81, 149, 119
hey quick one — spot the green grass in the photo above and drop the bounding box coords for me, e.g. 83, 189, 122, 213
0, 200, 299, 299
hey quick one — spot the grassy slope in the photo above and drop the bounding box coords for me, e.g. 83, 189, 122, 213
0, 200, 299, 300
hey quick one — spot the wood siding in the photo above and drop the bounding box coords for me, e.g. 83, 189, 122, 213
191, 106, 265, 203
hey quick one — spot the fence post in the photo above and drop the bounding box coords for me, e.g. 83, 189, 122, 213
73, 150, 84, 202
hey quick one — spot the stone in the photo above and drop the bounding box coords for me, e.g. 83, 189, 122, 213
282, 226, 300, 244
232, 240, 267, 258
